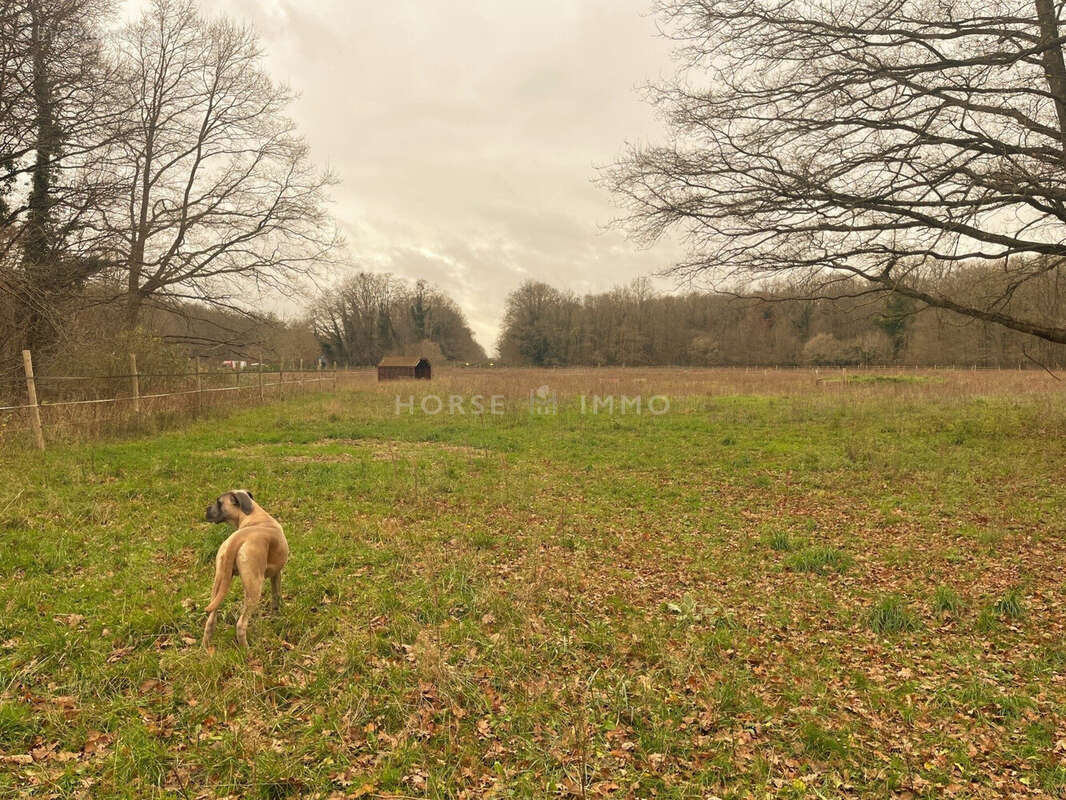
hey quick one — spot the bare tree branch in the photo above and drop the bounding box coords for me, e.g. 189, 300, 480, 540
111, 0, 339, 325
608, 0, 1066, 344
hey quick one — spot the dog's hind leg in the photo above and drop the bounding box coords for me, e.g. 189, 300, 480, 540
202, 609, 219, 648
235, 572, 263, 648
270, 573, 282, 612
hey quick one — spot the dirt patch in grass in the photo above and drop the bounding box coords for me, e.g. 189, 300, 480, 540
356, 439, 491, 461
210, 437, 492, 463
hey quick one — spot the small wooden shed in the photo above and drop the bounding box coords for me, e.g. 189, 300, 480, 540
377, 356, 431, 381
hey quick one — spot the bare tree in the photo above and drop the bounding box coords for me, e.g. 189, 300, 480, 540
0, 0, 123, 371
609, 0, 1066, 344
112, 0, 337, 324
311, 271, 486, 365
311, 271, 397, 365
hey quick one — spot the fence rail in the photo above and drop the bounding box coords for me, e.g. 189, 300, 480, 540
2, 350, 361, 451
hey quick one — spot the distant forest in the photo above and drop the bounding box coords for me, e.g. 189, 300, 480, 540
311, 273, 486, 366
497, 271, 1066, 368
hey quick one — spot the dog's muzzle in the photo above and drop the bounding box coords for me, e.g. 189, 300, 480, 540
205, 504, 223, 523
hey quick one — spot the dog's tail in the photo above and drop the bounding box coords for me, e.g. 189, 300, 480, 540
206, 538, 243, 613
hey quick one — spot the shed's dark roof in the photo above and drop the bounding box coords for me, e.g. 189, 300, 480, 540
377, 356, 429, 367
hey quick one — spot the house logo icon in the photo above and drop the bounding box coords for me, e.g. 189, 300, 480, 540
528, 384, 557, 415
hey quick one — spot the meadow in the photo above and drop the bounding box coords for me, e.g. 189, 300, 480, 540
2, 367, 1066, 799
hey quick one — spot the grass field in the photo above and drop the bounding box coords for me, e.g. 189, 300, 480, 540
2, 368, 1066, 799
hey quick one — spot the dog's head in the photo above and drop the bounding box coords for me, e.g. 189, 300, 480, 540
205, 490, 255, 523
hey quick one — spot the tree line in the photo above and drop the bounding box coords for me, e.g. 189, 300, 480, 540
609, 0, 1066, 348
1, 0, 335, 379
497, 270, 1066, 367
311, 272, 486, 366
9, 0, 1066, 383
0, 0, 488, 387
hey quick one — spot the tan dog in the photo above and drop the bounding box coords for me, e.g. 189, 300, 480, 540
202, 490, 289, 648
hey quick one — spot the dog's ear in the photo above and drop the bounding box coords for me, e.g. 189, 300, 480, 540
231, 491, 254, 514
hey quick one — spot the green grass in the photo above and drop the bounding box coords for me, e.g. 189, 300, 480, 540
932, 585, 964, 616
786, 545, 851, 574
868, 595, 920, 634
762, 528, 797, 551
1, 384, 1065, 797
993, 587, 1026, 620
798, 721, 851, 760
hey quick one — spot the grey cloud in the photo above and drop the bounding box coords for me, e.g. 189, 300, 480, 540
196, 0, 682, 353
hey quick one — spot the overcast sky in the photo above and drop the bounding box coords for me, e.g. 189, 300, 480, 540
184, 0, 685, 354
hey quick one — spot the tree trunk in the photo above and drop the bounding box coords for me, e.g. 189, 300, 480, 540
24, 0, 57, 268
17, 0, 61, 358
126, 287, 143, 327
1034, 0, 1066, 161
127, 138, 155, 327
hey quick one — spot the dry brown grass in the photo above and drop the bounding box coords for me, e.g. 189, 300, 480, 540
380, 365, 1065, 401
2, 365, 1064, 449
0, 369, 364, 448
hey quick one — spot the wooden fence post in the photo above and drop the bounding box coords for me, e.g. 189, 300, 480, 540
333, 362, 337, 391
299, 358, 304, 391
258, 357, 264, 402
129, 353, 140, 413
279, 362, 285, 399
195, 356, 203, 416
21, 350, 45, 450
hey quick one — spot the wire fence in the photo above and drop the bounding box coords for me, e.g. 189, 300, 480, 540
1, 350, 373, 451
